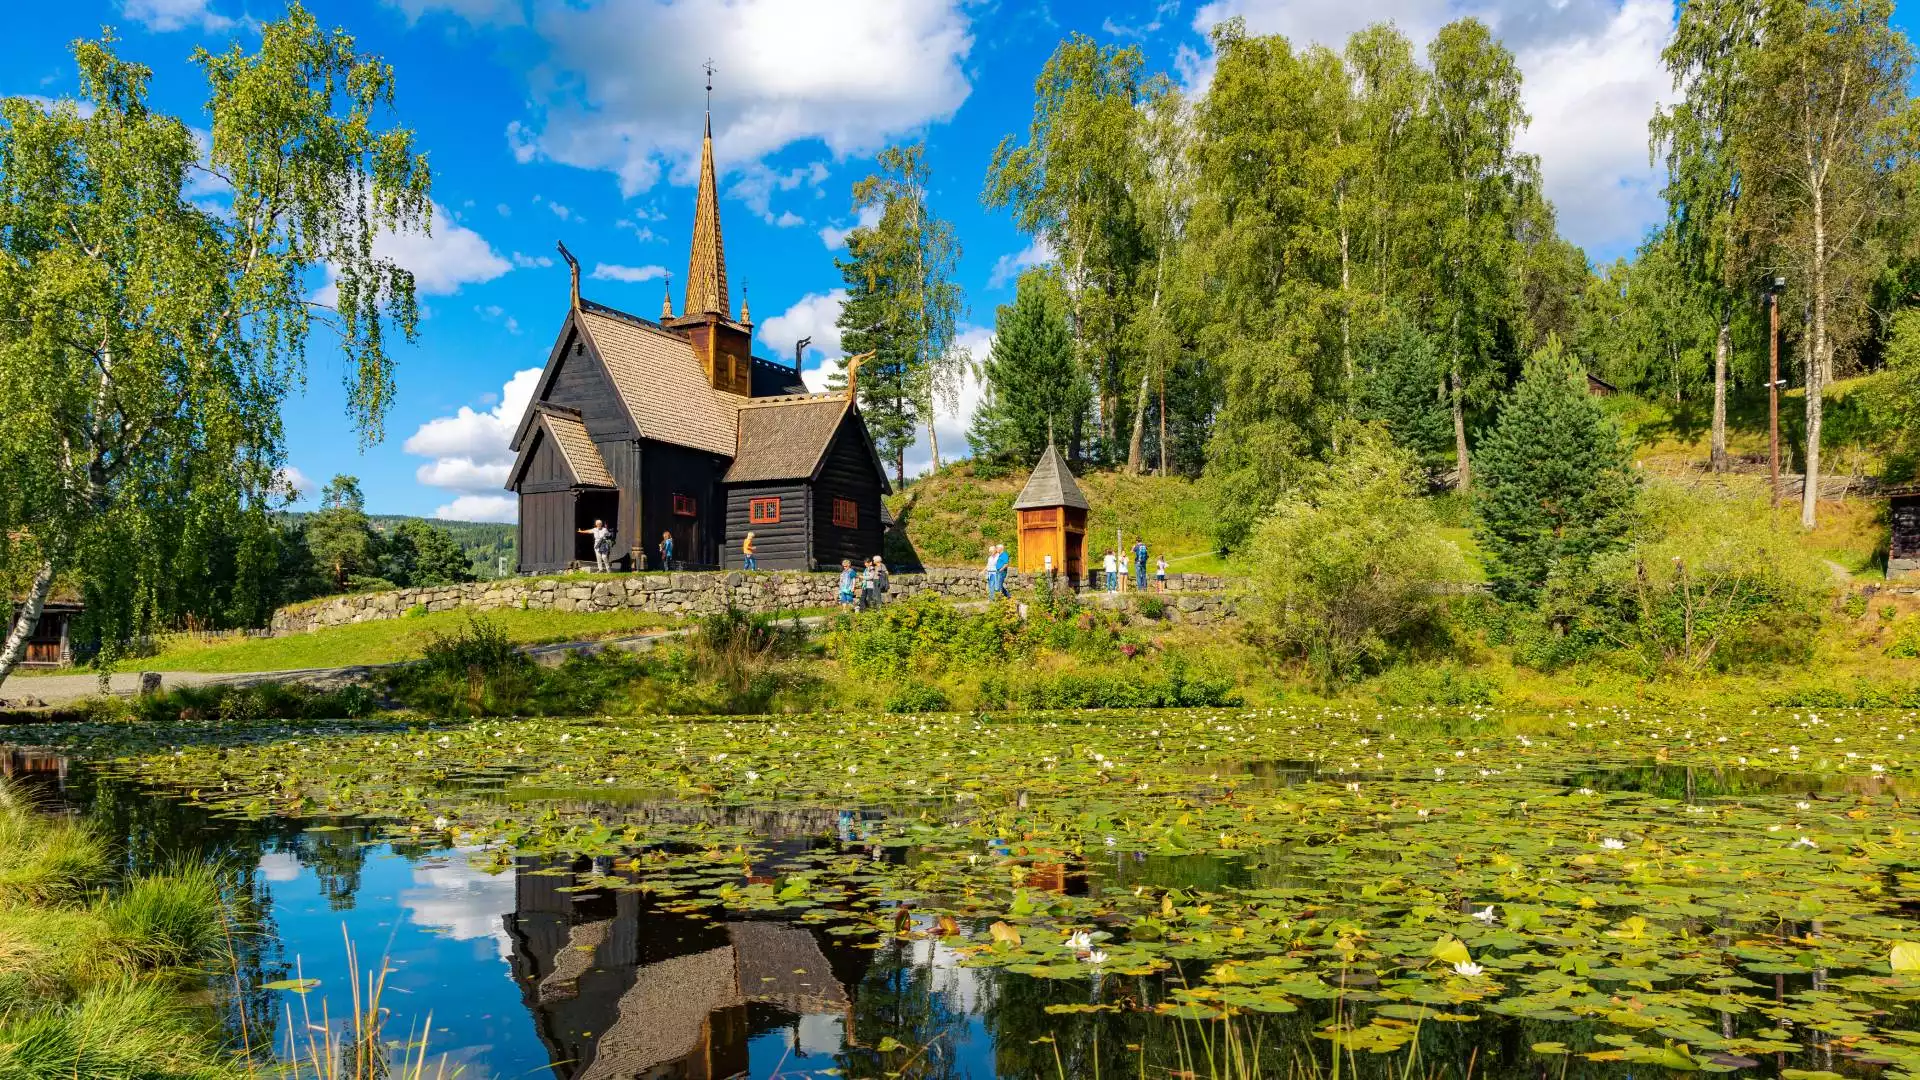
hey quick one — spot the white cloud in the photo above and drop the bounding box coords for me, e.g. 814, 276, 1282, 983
728, 160, 829, 223
476, 304, 522, 335
504, 0, 974, 196
773, 210, 805, 228
314, 201, 513, 307
987, 236, 1055, 290
1183, 0, 1676, 254
760, 290, 846, 368
899, 325, 990, 477
436, 494, 519, 522
400, 847, 518, 962
122, 0, 233, 33
17, 95, 97, 119
388, 0, 525, 26
257, 850, 302, 883
275, 465, 317, 505
405, 367, 542, 521
590, 262, 668, 283
511, 251, 553, 268
819, 203, 883, 250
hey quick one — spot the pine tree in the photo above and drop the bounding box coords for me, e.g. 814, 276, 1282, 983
834, 244, 917, 485
969, 268, 1090, 465
1355, 313, 1451, 468
1474, 340, 1638, 604
304, 476, 378, 591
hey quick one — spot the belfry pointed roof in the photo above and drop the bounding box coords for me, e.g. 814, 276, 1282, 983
683, 112, 729, 318
1013, 443, 1089, 511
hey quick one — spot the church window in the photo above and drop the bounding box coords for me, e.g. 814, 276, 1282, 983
832, 498, 858, 529
749, 497, 781, 524
673, 493, 697, 517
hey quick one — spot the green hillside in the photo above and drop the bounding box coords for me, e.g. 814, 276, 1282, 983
887, 464, 1227, 572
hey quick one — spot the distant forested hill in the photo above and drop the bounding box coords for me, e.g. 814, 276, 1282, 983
279, 512, 516, 579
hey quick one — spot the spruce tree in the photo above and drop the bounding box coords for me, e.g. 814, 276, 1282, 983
1355, 313, 1451, 468
833, 241, 918, 485
968, 268, 1090, 465
1474, 339, 1637, 604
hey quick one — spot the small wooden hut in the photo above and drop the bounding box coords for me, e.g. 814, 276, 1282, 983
1888, 482, 1920, 581
1013, 444, 1089, 581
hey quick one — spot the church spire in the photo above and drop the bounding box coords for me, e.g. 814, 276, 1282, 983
683, 61, 728, 319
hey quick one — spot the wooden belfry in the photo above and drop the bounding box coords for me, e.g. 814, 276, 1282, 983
1013, 443, 1089, 580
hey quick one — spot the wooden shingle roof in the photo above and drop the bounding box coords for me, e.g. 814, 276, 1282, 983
1014, 443, 1089, 510
534, 406, 616, 487
577, 305, 739, 457
723, 394, 850, 484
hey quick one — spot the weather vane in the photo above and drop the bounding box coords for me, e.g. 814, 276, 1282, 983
703, 59, 715, 110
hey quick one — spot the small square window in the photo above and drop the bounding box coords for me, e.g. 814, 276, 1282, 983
672, 493, 697, 517
832, 497, 858, 529
749, 497, 781, 524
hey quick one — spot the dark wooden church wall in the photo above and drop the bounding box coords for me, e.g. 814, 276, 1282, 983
544, 333, 633, 439
518, 489, 575, 572
809, 415, 886, 569
639, 439, 728, 568
596, 438, 643, 569
517, 428, 574, 488
722, 482, 809, 569
1892, 496, 1919, 575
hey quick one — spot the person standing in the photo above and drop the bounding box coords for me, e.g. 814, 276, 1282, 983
578, 519, 614, 573
741, 531, 757, 571
1132, 538, 1149, 592
860, 557, 878, 611
873, 555, 889, 607
982, 543, 998, 598
659, 531, 675, 571
1102, 549, 1118, 593
838, 559, 858, 611
994, 543, 1012, 598
1155, 554, 1168, 592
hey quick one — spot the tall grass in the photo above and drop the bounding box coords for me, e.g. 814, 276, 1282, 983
0, 787, 108, 906
0, 977, 236, 1080
99, 863, 230, 971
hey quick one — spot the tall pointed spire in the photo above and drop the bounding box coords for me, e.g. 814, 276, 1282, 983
683, 61, 728, 319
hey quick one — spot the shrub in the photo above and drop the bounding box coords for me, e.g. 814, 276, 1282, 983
1367, 663, 1500, 706
1563, 483, 1833, 673
1133, 595, 1167, 621
1843, 592, 1870, 619
885, 682, 952, 713
1246, 424, 1471, 684
1889, 619, 1920, 660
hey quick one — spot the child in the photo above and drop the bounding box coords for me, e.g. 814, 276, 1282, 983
1155, 554, 1168, 592
838, 559, 858, 610
659, 531, 675, 571
861, 557, 878, 610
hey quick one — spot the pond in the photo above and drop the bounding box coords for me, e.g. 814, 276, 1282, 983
10, 706, 1920, 1078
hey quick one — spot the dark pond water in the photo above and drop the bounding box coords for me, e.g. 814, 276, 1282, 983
0, 746, 1884, 1079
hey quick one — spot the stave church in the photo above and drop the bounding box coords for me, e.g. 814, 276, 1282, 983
506, 106, 890, 574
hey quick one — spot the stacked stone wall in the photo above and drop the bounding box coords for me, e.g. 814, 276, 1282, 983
269, 569, 1237, 635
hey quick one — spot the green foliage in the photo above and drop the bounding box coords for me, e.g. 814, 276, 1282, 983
1132, 595, 1167, 620
96, 864, 228, 971
1355, 313, 1451, 465
0, 978, 240, 1080
884, 682, 952, 714
969, 268, 1090, 465
1888, 619, 1920, 660
379, 518, 477, 587
0, 789, 107, 906
1474, 341, 1637, 603
1247, 425, 1470, 684
304, 475, 376, 590
0, 6, 430, 689
1563, 483, 1835, 673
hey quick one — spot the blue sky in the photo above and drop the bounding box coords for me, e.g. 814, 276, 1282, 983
12, 0, 1908, 521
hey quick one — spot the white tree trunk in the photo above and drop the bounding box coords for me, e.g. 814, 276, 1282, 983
1802, 179, 1828, 530
1710, 314, 1730, 473
0, 558, 58, 692
1450, 366, 1470, 493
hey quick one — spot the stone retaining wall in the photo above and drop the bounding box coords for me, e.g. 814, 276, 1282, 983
269, 568, 1237, 635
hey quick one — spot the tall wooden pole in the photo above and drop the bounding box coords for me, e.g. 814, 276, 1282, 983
1769, 289, 1782, 508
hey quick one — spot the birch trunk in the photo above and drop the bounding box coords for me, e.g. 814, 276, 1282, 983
1125, 372, 1150, 473
1450, 366, 1470, 493
1710, 313, 1730, 473
0, 558, 59, 691
1802, 183, 1827, 530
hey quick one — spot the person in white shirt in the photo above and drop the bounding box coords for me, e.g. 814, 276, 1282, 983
1102, 550, 1118, 592
577, 519, 613, 573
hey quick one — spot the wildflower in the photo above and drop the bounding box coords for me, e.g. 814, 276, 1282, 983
1471, 906, 1497, 924
1065, 931, 1093, 951
1104, 835, 1118, 846
1086, 949, 1109, 965
1452, 961, 1484, 978
433, 816, 449, 830
1346, 782, 1361, 793
1600, 838, 1627, 851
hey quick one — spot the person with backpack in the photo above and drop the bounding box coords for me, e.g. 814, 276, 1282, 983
577, 519, 613, 573
1132, 538, 1149, 591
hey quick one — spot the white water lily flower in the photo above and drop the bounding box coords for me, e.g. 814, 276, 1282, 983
1797, 801, 1811, 810
745, 771, 760, 782
1452, 961, 1484, 977
1471, 906, 1497, 924
1086, 949, 1109, 965
1104, 835, 1118, 846
1065, 931, 1093, 950
1346, 782, 1361, 792
1600, 838, 1627, 850
1578, 788, 1596, 796
1794, 836, 1818, 849
433, 816, 449, 830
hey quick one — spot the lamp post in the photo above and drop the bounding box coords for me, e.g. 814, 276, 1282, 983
1767, 275, 1786, 508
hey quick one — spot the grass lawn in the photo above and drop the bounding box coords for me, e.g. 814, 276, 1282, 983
115, 607, 676, 673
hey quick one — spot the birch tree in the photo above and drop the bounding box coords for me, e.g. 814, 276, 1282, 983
1739, 0, 1912, 528
1652, 0, 1764, 474
0, 8, 430, 689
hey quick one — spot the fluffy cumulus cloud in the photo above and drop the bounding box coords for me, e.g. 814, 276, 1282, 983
275, 465, 318, 505
1183, 0, 1677, 254
404, 367, 542, 522
590, 262, 668, 283
314, 201, 514, 307
496, 0, 973, 196
399, 847, 518, 962
122, 0, 234, 33
759, 290, 847, 369
819, 203, 883, 250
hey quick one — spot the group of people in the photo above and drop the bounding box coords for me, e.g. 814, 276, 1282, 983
981, 543, 1013, 598
1099, 539, 1168, 593
839, 556, 890, 610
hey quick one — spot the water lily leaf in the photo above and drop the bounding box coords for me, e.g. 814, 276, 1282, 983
989, 921, 1021, 947
263, 978, 320, 993
1890, 942, 1920, 972
1431, 937, 1471, 967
